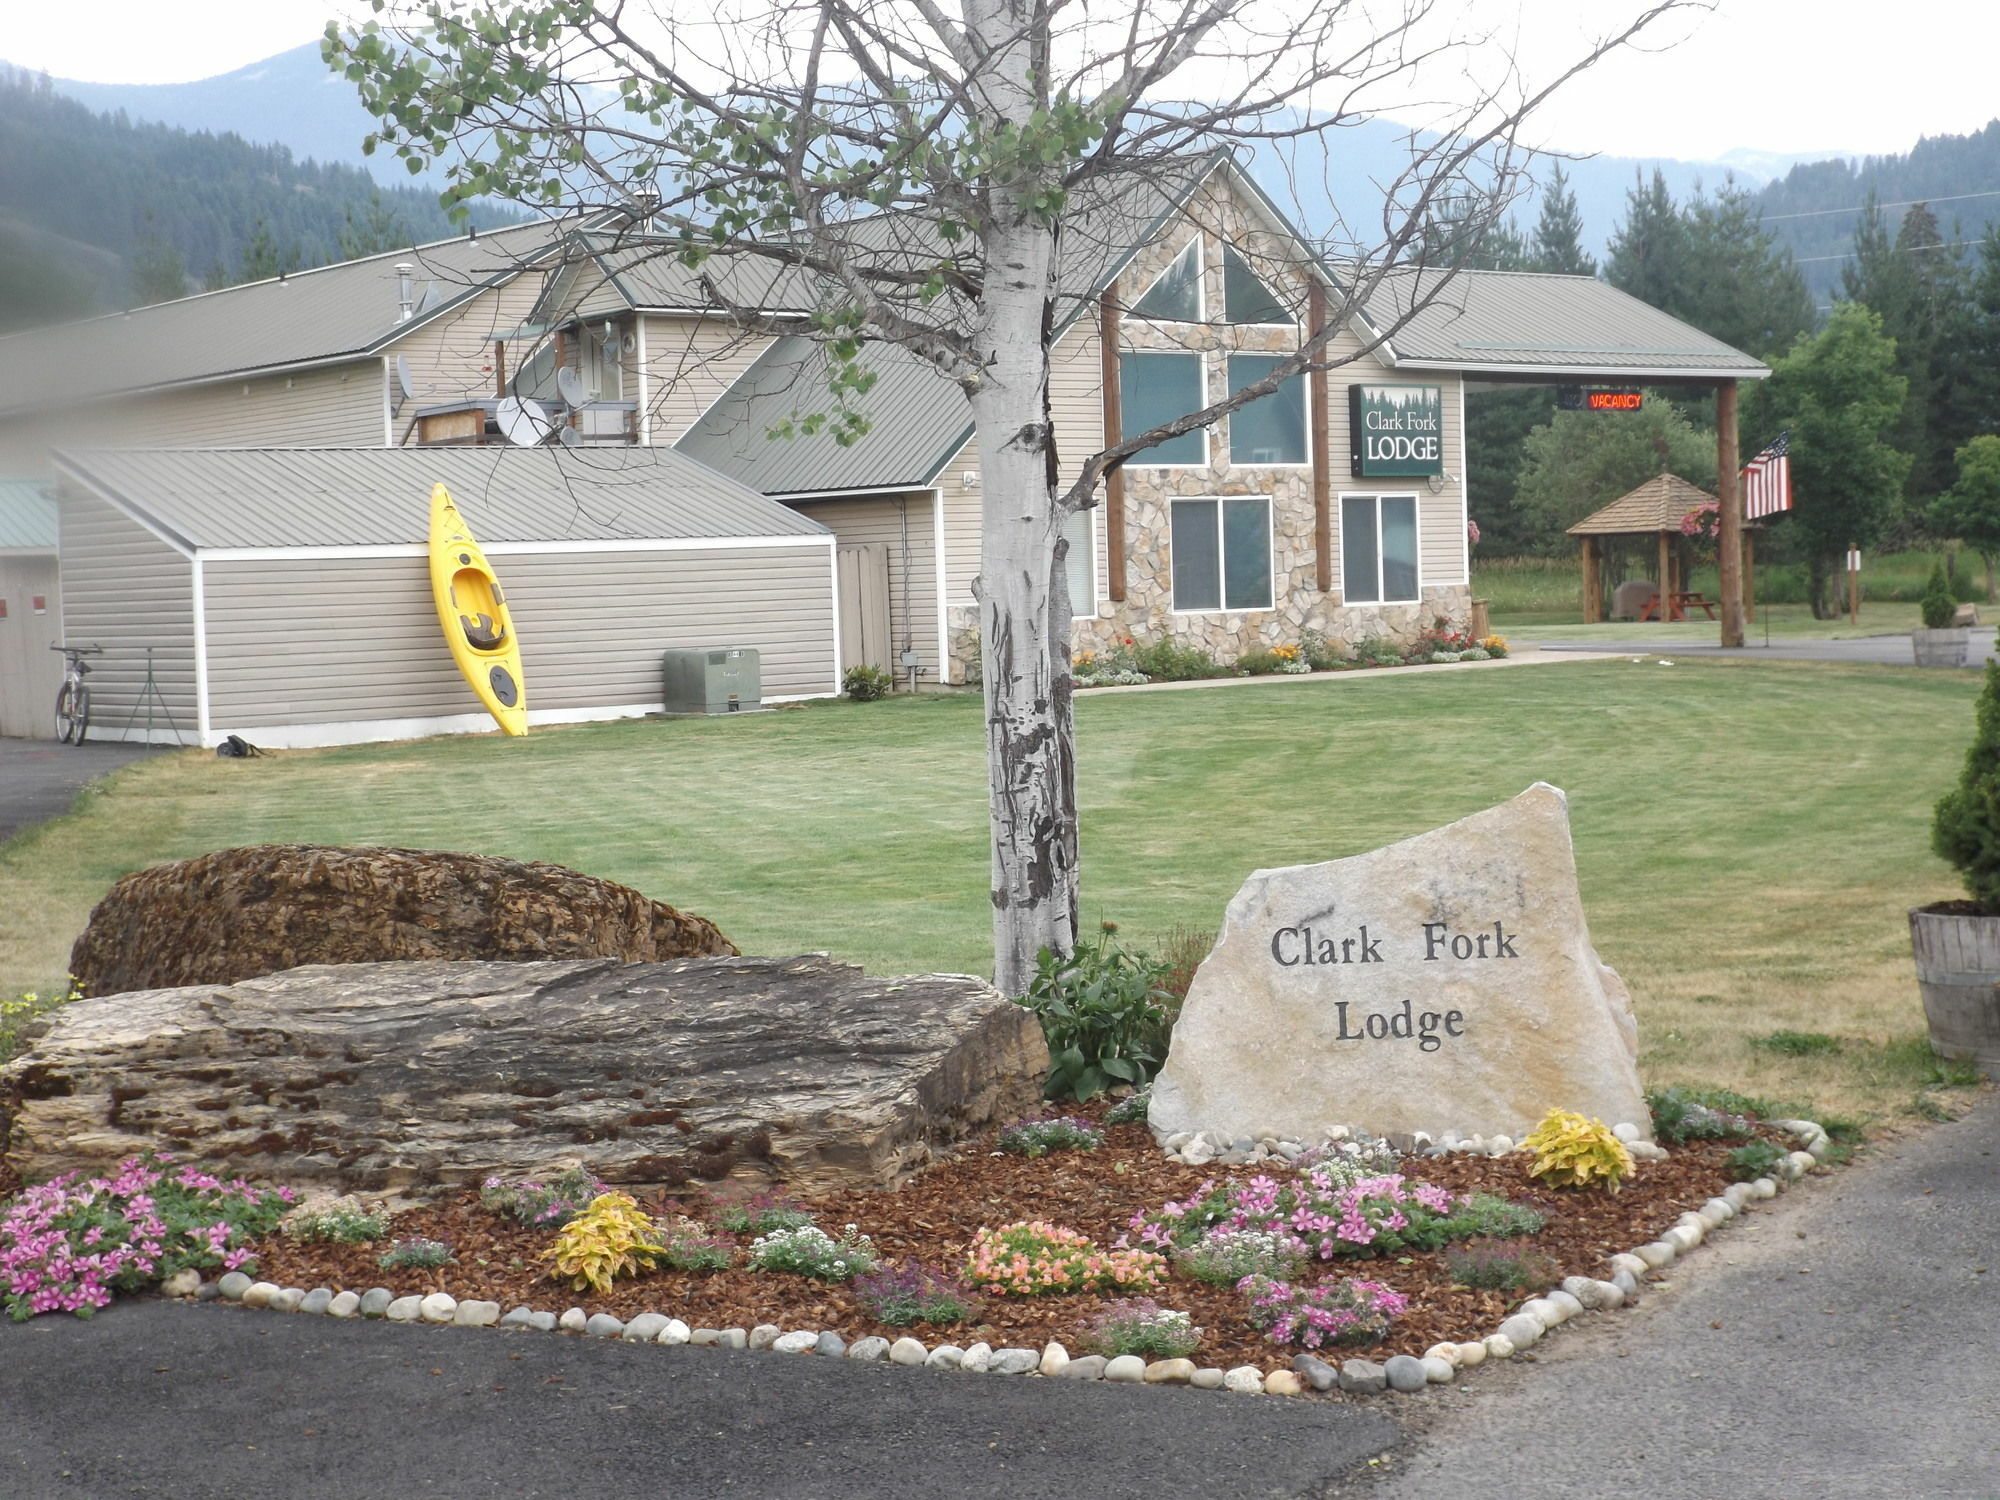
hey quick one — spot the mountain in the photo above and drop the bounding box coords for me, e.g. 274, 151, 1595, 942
0, 67, 520, 332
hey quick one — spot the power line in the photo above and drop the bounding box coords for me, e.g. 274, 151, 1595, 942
1794, 238, 1983, 265
1762, 187, 2000, 223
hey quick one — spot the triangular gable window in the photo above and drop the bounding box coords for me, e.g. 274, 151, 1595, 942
1223, 245, 1291, 324
1131, 240, 1201, 322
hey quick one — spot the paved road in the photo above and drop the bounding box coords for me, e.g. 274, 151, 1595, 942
0, 739, 160, 845
0, 1306, 1399, 1500
1537, 633, 1998, 667
1353, 1096, 2000, 1500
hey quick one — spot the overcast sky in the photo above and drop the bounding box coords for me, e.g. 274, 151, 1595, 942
6, 0, 1995, 163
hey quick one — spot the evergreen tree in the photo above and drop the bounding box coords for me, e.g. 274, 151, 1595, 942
1746, 303, 1912, 616
1527, 165, 1595, 276
1931, 435, 2000, 601
337, 191, 411, 261
1604, 169, 1689, 311
1679, 182, 1816, 360
235, 219, 306, 283
128, 237, 189, 304
1513, 402, 1717, 550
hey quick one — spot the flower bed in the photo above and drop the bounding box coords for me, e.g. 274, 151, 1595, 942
191, 1103, 1800, 1374
1071, 628, 1509, 689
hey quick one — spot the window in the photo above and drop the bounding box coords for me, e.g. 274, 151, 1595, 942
1119, 352, 1207, 465
1341, 494, 1420, 603
1227, 354, 1308, 465
1222, 245, 1291, 324
1062, 505, 1096, 613
1171, 497, 1272, 612
1132, 240, 1202, 321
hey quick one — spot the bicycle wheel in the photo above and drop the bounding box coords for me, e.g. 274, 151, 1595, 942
55, 682, 88, 744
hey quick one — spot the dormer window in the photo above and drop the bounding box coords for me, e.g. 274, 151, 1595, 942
1131, 240, 1202, 322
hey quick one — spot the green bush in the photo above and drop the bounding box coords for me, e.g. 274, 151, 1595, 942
1647, 1086, 1756, 1144
1018, 924, 1176, 1101
1727, 1141, 1787, 1182
1127, 636, 1229, 681
1920, 560, 1958, 629
282, 1196, 388, 1245
1932, 650, 2000, 913
842, 665, 895, 701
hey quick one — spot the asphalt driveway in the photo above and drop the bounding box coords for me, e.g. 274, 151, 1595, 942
0, 739, 161, 845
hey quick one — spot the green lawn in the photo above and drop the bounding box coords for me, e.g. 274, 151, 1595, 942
3, 657, 1985, 1127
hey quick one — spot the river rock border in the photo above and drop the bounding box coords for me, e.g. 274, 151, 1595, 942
167, 1120, 1831, 1400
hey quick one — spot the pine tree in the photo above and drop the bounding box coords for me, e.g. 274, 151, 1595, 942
128, 237, 188, 305
1605, 169, 1689, 311
1527, 165, 1596, 276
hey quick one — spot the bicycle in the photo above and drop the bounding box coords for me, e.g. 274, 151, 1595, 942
50, 644, 103, 745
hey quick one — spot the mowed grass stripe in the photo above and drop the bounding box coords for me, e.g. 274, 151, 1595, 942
1, 658, 1980, 1122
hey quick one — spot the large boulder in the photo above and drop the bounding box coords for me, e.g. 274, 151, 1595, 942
2, 956, 1048, 1194
67, 845, 735, 997
1150, 784, 1646, 1144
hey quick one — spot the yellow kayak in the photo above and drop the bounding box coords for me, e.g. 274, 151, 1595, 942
428, 482, 527, 736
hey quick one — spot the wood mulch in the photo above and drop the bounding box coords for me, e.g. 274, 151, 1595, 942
240, 1102, 1774, 1374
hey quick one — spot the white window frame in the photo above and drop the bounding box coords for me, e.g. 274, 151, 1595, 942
1120, 349, 1210, 469
1130, 237, 1205, 323
1337, 491, 1423, 605
1218, 243, 1300, 330
1168, 494, 1276, 616
1062, 502, 1099, 616
1225, 353, 1313, 469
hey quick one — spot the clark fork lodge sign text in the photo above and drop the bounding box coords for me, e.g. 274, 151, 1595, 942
1269, 919, 1518, 1051
1349, 383, 1443, 478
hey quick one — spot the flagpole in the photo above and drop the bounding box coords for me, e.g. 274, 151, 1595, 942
1716, 381, 1744, 648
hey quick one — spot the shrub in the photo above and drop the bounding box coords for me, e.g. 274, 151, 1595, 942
1085, 1298, 1203, 1359
1443, 1237, 1560, 1294
964, 1221, 1166, 1296
658, 1216, 736, 1273
1298, 628, 1348, 671
1155, 923, 1213, 1009
1238, 1274, 1406, 1350
747, 1223, 877, 1280
1236, 648, 1286, 675
1727, 1141, 1788, 1183
996, 1115, 1104, 1158
710, 1189, 816, 1237
1104, 1086, 1152, 1126
1752, 1030, 1841, 1057
282, 1195, 388, 1244
842, 664, 895, 701
547, 1192, 668, 1294
1647, 1086, 1757, 1145
1018, 923, 1176, 1101
0, 981, 81, 1064
479, 1168, 607, 1230
1522, 1110, 1634, 1193
1127, 636, 1229, 681
1173, 1227, 1309, 1286
1, 1153, 292, 1320
851, 1259, 979, 1326
379, 1236, 454, 1271
1446, 1192, 1547, 1238
1289, 1136, 1404, 1181
1920, 560, 1958, 629
1479, 635, 1510, 658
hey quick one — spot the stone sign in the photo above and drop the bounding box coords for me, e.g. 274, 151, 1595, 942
1149, 784, 1645, 1144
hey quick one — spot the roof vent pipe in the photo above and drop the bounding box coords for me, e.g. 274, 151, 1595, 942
395, 262, 415, 322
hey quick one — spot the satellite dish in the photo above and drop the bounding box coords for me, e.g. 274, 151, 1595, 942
495, 396, 551, 447
557, 423, 582, 448
555, 365, 586, 407
619, 332, 638, 355
392, 355, 416, 414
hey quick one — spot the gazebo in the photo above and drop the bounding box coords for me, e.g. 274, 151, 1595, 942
1567, 473, 1758, 624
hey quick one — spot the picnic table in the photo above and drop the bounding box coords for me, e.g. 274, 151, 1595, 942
1640, 591, 1718, 622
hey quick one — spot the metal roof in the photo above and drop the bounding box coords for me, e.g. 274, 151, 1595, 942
0, 219, 571, 419
1567, 472, 1727, 536
50, 448, 829, 553
675, 338, 969, 495
1362, 269, 1770, 379
0, 478, 57, 550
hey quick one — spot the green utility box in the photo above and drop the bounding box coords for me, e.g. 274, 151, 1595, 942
661, 647, 762, 715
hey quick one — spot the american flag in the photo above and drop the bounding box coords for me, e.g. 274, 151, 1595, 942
1744, 432, 1792, 519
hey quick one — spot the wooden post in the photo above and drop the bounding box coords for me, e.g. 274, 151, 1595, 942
1099, 287, 1126, 603
1849, 542, 1861, 625
1716, 380, 1744, 646
493, 338, 508, 399
1308, 281, 1332, 593
1580, 536, 1600, 624
1744, 531, 1756, 623
1657, 530, 1671, 622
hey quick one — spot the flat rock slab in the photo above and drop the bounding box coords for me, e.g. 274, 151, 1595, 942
66, 844, 737, 997
1151, 783, 1644, 1143
1, 955, 1046, 1194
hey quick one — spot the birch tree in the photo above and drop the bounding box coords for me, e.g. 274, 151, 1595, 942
327, 0, 1697, 993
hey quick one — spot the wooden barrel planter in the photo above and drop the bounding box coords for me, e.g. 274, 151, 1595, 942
1911, 628, 1969, 668
1909, 905, 2000, 1076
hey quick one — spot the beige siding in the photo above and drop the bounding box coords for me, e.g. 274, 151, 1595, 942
640, 316, 772, 444
1329, 371, 1467, 592
0, 363, 386, 476
387, 278, 546, 416
55, 483, 197, 740
199, 542, 836, 731
788, 493, 942, 681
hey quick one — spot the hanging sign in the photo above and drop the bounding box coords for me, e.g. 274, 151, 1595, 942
1846, 548, 1862, 573
1558, 387, 1644, 412
1348, 384, 1444, 478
